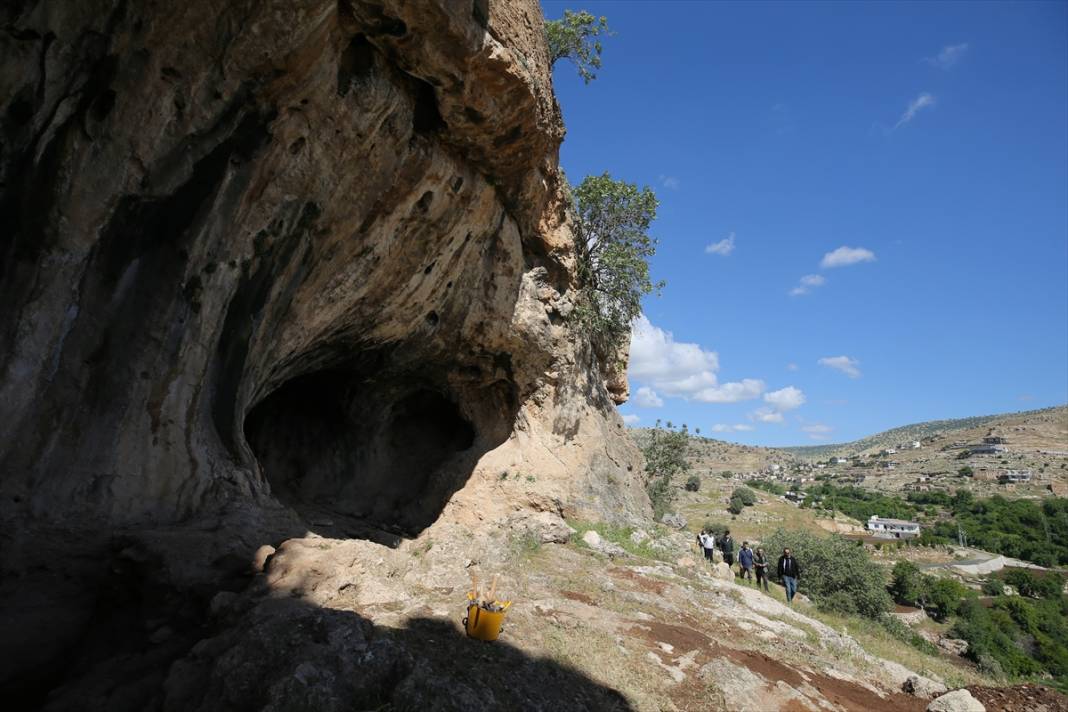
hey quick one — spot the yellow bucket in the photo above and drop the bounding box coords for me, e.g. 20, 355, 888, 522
464, 604, 506, 641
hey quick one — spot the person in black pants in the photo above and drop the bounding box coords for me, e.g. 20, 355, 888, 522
720, 530, 735, 569
753, 547, 770, 592
777, 548, 801, 604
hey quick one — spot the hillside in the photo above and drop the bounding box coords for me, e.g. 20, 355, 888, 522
777, 405, 1068, 460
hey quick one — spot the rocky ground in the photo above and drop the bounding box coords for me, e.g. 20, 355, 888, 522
74, 517, 1048, 712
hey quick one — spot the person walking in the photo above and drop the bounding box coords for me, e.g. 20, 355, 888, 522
777, 547, 801, 604
753, 547, 770, 592
698, 530, 715, 563
738, 542, 754, 582
720, 530, 735, 570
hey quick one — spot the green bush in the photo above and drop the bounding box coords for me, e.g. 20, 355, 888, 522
762, 529, 892, 619
747, 479, 786, 496
889, 561, 927, 607
1004, 569, 1065, 599
925, 577, 974, 621
684, 474, 701, 492
881, 614, 940, 656
734, 487, 757, 506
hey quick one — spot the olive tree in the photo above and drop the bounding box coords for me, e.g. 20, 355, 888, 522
544, 10, 611, 83
571, 173, 662, 360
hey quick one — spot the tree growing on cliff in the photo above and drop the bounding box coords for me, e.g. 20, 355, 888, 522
544, 10, 611, 83
571, 173, 662, 361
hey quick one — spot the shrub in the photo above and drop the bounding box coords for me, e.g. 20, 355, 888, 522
1004, 569, 1065, 599
762, 529, 892, 619
881, 614, 940, 655
734, 487, 756, 506
684, 474, 701, 492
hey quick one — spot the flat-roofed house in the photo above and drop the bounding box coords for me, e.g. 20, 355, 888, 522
866, 515, 921, 539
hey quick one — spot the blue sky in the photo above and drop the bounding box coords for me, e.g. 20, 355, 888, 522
543, 0, 1068, 446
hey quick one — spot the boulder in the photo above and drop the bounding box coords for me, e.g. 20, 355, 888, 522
937, 637, 969, 656
660, 513, 687, 530
710, 562, 735, 582
582, 530, 603, 549
903, 675, 949, 699
581, 530, 626, 558
252, 545, 276, 573
927, 689, 986, 712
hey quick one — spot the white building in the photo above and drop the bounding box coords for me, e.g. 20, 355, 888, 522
969, 444, 1007, 455
911, 441, 921, 449
833, 457, 849, 465
883, 448, 896, 455
866, 515, 921, 539
998, 470, 1032, 484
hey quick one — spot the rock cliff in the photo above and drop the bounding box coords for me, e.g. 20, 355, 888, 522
0, 0, 646, 706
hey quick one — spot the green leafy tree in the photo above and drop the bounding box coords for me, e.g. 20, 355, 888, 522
571, 173, 662, 359
763, 529, 892, 619
684, 474, 701, 492
925, 577, 973, 621
889, 560, 928, 608
544, 10, 612, 83
958, 465, 974, 477
642, 422, 690, 518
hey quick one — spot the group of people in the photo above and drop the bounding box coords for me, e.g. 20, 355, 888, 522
696, 529, 802, 603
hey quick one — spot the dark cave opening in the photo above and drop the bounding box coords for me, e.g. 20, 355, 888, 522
244, 368, 477, 539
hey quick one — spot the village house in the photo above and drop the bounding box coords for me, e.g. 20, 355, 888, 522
997, 470, 1032, 484
833, 457, 849, 464
866, 515, 921, 539
969, 443, 1007, 455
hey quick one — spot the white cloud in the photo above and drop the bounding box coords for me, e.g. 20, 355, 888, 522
634, 386, 664, 408
818, 355, 862, 379
748, 385, 805, 423
925, 43, 968, 70
763, 386, 806, 411
786, 363, 799, 372
893, 93, 935, 130
621, 414, 640, 425
820, 246, 876, 269
750, 407, 784, 423
802, 422, 834, 440
629, 315, 765, 404
789, 273, 826, 296
659, 174, 680, 190
705, 232, 736, 256
710, 423, 755, 433
693, 379, 766, 404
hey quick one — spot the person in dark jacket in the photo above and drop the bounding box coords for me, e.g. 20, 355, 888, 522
720, 530, 735, 568
753, 547, 770, 591
738, 542, 754, 582
777, 548, 801, 603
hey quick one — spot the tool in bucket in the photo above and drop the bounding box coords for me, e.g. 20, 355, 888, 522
463, 572, 511, 641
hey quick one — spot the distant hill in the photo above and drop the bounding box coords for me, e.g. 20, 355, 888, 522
776, 405, 1068, 460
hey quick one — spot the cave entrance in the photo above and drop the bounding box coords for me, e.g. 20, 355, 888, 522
244, 367, 477, 540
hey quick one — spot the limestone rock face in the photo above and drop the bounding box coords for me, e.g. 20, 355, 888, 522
0, 0, 647, 703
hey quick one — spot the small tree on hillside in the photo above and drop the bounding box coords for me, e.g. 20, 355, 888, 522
684, 474, 701, 492
571, 173, 662, 361
544, 10, 612, 83
642, 421, 690, 518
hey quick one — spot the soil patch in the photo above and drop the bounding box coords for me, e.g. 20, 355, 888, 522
967, 684, 1068, 712
609, 567, 668, 595
561, 590, 596, 605
627, 618, 715, 653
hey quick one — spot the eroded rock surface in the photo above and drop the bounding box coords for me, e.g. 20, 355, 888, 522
0, 0, 645, 706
